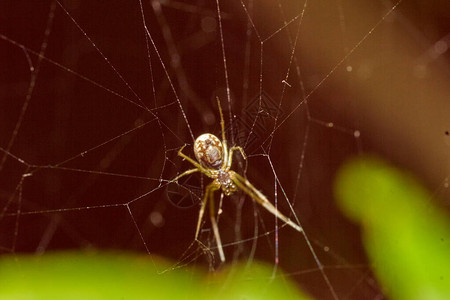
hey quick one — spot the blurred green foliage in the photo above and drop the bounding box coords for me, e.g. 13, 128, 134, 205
0, 251, 310, 300
335, 157, 450, 300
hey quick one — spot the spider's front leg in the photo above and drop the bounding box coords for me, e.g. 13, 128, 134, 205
195, 181, 225, 262
230, 171, 302, 233
195, 182, 219, 239
208, 186, 225, 262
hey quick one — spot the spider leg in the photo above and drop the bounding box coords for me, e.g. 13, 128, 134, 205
226, 146, 246, 170
209, 188, 225, 262
177, 144, 211, 176
195, 181, 220, 240
216, 97, 226, 145
230, 171, 302, 232
215, 97, 230, 169
170, 168, 199, 183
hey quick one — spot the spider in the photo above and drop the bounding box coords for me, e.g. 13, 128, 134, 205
172, 98, 302, 262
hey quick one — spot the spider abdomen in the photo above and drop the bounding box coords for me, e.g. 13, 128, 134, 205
194, 133, 224, 169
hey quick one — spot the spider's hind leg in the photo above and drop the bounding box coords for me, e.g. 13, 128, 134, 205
226, 146, 247, 170
216, 97, 226, 143
178, 145, 203, 170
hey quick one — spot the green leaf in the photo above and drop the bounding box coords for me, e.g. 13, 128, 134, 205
0, 252, 311, 300
335, 157, 450, 300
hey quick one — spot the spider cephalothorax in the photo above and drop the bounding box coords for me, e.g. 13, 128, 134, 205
172, 98, 302, 262
216, 169, 237, 196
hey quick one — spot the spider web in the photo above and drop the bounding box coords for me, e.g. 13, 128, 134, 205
1, 0, 449, 299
